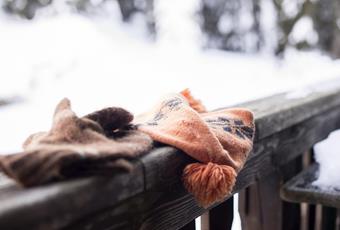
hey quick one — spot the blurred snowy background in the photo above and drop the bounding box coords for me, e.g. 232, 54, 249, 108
1, 0, 340, 152
0, 0, 340, 229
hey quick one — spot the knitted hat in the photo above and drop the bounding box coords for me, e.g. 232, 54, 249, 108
0, 98, 152, 187
135, 90, 255, 207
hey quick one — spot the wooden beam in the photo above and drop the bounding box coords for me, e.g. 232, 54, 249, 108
282, 164, 340, 209
180, 220, 196, 230
1, 78, 340, 229
201, 198, 234, 230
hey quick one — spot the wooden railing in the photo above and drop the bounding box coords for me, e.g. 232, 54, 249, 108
1, 78, 340, 230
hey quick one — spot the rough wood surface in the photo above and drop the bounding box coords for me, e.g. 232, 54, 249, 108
179, 220, 195, 230
1, 78, 340, 229
239, 155, 302, 230
205, 198, 234, 230
281, 163, 340, 209
0, 162, 144, 229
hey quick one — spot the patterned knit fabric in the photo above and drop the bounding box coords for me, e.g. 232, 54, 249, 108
135, 90, 255, 207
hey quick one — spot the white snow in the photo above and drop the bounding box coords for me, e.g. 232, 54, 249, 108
154, 0, 202, 49
0, 0, 339, 166
0, 1, 340, 229
218, 13, 234, 34
282, 0, 303, 18
260, 0, 278, 53
285, 87, 313, 99
313, 130, 340, 189
289, 16, 318, 45
285, 72, 340, 99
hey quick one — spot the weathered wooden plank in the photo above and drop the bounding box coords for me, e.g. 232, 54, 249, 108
239, 156, 302, 230
140, 146, 194, 190
321, 207, 337, 230
307, 204, 316, 230
280, 156, 302, 230
139, 104, 340, 207
0, 161, 144, 230
201, 198, 234, 230
272, 106, 340, 165
134, 101, 340, 229
257, 171, 283, 230
236, 78, 340, 140
65, 104, 340, 230
180, 220, 196, 230
336, 209, 340, 230
1, 78, 340, 229
239, 185, 262, 230
239, 163, 301, 230
281, 164, 340, 209
63, 184, 203, 230
302, 150, 317, 230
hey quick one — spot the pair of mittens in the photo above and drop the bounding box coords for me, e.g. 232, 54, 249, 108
0, 98, 152, 187
135, 90, 255, 207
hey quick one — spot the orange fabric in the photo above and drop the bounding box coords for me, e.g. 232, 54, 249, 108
180, 88, 207, 113
183, 162, 236, 207
135, 92, 255, 207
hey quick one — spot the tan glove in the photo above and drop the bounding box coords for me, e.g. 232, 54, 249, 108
0, 98, 152, 187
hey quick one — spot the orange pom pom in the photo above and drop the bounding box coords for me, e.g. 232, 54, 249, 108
180, 89, 207, 113
183, 162, 236, 207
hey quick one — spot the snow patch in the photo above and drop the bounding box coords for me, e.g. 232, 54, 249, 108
314, 130, 340, 189
289, 16, 318, 45
285, 88, 313, 99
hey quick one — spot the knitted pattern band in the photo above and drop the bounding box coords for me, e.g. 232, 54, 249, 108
135, 90, 255, 207
0, 98, 152, 187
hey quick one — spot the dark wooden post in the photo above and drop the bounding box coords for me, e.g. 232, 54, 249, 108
239, 184, 263, 230
201, 198, 234, 230
304, 150, 316, 230
239, 156, 303, 230
307, 205, 316, 230
180, 220, 196, 230
336, 209, 340, 230
280, 156, 303, 230
321, 207, 337, 230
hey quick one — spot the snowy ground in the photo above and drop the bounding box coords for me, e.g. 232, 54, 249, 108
0, 1, 340, 229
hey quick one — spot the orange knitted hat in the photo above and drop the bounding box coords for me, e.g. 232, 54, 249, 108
135, 90, 255, 207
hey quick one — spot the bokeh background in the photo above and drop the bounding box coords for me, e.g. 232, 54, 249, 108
3, 0, 340, 55
0, 1, 340, 229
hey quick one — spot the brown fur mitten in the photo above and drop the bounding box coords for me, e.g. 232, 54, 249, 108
0, 98, 152, 187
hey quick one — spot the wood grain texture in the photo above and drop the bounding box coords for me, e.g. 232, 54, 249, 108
205, 197, 234, 230
0, 161, 144, 229
1, 78, 340, 229
179, 220, 196, 230
239, 155, 303, 230
235, 78, 340, 140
